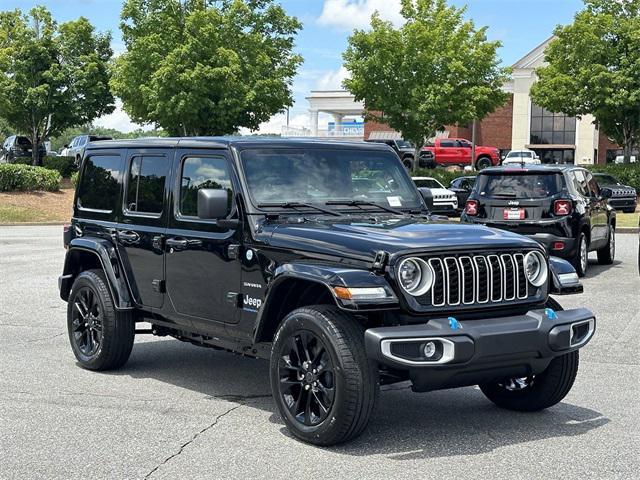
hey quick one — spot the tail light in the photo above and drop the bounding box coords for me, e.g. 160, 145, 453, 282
465, 200, 479, 216
554, 200, 572, 216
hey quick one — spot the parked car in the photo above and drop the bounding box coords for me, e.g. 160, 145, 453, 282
59, 138, 594, 446
1, 135, 46, 163
502, 149, 541, 165
449, 175, 477, 210
365, 138, 433, 170
461, 165, 615, 276
420, 138, 500, 169
614, 155, 637, 164
412, 176, 458, 215
67, 135, 113, 165
592, 173, 637, 213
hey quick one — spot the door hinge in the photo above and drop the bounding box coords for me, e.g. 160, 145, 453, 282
152, 279, 166, 293
226, 291, 242, 307
227, 244, 240, 260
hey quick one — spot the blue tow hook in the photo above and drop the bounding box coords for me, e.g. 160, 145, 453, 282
545, 308, 558, 320
448, 317, 462, 330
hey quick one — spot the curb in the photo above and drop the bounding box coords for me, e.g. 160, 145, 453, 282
0, 222, 67, 227
617, 227, 639, 234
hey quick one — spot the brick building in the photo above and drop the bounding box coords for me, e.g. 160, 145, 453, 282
364, 38, 623, 165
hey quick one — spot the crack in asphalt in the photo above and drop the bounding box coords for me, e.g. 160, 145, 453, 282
9, 332, 66, 346
143, 404, 243, 479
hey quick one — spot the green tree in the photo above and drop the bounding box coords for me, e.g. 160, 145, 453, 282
0, 116, 11, 139
343, 0, 510, 170
0, 7, 114, 165
531, 0, 640, 163
112, 0, 302, 136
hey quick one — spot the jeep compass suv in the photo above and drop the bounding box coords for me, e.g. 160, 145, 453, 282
59, 138, 595, 445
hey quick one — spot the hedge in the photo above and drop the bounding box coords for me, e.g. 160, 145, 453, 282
42, 156, 76, 178
412, 168, 478, 187
71, 171, 79, 187
0, 164, 61, 192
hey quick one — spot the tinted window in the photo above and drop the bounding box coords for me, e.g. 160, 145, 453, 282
77, 155, 121, 211
476, 173, 564, 199
16, 137, 31, 146
585, 172, 600, 197
530, 103, 577, 146
594, 174, 619, 185
395, 140, 414, 149
414, 179, 442, 189
241, 149, 422, 209
457, 140, 471, 148
126, 156, 168, 214
180, 157, 233, 217
571, 170, 590, 197
440, 140, 456, 148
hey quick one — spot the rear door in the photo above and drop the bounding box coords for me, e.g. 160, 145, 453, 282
584, 171, 608, 245
116, 149, 172, 309
164, 149, 242, 334
437, 140, 458, 165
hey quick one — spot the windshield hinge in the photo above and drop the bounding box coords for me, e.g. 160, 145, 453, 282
372, 251, 389, 272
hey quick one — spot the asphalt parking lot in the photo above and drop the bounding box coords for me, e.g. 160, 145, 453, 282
1, 225, 638, 479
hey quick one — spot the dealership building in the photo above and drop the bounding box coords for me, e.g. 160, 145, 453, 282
299, 37, 623, 165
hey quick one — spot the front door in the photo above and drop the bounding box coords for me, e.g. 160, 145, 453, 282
116, 149, 172, 309
585, 171, 608, 246
164, 150, 242, 334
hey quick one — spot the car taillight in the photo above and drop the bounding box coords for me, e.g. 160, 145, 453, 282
554, 200, 572, 216
465, 200, 478, 216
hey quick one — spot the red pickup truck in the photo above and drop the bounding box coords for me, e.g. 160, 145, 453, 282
420, 138, 500, 169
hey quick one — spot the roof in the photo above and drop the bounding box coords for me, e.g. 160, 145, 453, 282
480, 164, 578, 174
85, 136, 389, 151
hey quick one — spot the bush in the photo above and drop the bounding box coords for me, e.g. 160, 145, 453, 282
12, 156, 33, 166
42, 156, 76, 178
413, 168, 478, 186
0, 164, 61, 192
71, 171, 79, 187
587, 164, 640, 192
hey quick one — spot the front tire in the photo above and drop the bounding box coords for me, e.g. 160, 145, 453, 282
479, 298, 579, 411
67, 269, 135, 371
476, 156, 492, 170
597, 224, 615, 265
270, 305, 378, 446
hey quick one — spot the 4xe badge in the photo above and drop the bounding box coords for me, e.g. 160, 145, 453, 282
243, 295, 262, 311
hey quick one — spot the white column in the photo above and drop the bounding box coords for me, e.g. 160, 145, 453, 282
333, 113, 344, 137
309, 109, 319, 137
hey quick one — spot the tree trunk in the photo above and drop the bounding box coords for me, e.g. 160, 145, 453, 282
31, 131, 40, 166
413, 143, 421, 174
622, 123, 635, 164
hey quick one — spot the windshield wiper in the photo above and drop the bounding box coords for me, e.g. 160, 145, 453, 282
325, 200, 406, 215
257, 202, 342, 217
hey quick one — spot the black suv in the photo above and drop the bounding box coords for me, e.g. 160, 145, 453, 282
59, 138, 595, 446
365, 138, 434, 170
461, 165, 615, 277
592, 173, 637, 213
1, 135, 46, 163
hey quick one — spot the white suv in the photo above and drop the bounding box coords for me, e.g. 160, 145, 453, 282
502, 149, 541, 165
412, 177, 459, 215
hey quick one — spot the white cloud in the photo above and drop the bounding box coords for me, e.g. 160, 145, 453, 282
315, 66, 350, 91
94, 100, 151, 133
318, 0, 403, 31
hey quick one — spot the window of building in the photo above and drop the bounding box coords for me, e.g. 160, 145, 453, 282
77, 155, 121, 211
125, 156, 168, 215
179, 156, 233, 218
530, 103, 576, 145
534, 149, 575, 165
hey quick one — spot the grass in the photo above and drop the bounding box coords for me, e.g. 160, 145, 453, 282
0, 187, 74, 224
616, 212, 639, 229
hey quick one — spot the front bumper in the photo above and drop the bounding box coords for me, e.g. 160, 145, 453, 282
365, 307, 595, 391
608, 197, 637, 211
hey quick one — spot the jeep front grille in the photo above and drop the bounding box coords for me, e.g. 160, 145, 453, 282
416, 253, 531, 308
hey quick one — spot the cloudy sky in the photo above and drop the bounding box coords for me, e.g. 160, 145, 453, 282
11, 0, 584, 133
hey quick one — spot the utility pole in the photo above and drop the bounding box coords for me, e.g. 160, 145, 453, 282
471, 120, 477, 170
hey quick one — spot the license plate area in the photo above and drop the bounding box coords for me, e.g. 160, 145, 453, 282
503, 208, 525, 220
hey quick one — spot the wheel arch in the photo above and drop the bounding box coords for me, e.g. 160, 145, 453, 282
60, 238, 133, 310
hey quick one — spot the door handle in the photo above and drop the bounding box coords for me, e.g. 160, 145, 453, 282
117, 230, 140, 244
166, 238, 188, 249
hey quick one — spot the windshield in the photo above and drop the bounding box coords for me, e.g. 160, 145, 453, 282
395, 140, 414, 149
16, 137, 32, 146
476, 173, 564, 199
413, 178, 443, 189
241, 148, 422, 210
594, 174, 619, 185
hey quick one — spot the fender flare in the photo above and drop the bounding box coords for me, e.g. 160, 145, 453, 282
253, 262, 398, 344
59, 237, 133, 310
548, 256, 583, 295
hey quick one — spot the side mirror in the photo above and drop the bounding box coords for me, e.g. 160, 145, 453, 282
418, 187, 434, 210
197, 189, 230, 220
600, 187, 612, 199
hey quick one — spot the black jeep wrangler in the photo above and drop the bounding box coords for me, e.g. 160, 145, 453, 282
59, 138, 595, 446
461, 165, 616, 277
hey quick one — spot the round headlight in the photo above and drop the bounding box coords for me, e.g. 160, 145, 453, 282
524, 251, 548, 287
397, 258, 434, 296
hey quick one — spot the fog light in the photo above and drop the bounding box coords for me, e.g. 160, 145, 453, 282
423, 341, 437, 358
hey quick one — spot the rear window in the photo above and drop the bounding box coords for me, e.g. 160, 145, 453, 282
476, 173, 564, 199
125, 156, 168, 215
16, 137, 32, 146
77, 155, 121, 211
413, 179, 442, 189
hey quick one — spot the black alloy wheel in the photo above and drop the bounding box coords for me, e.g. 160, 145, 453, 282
71, 287, 104, 357
277, 330, 335, 427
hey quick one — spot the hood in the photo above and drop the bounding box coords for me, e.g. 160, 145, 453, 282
429, 188, 455, 197
259, 216, 541, 261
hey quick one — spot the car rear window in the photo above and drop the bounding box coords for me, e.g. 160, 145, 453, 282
413, 179, 442, 189
16, 137, 32, 146
476, 173, 564, 199
77, 155, 122, 211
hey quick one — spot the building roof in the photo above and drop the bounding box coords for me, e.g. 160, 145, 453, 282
512, 36, 555, 70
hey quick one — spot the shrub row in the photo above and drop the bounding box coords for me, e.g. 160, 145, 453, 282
11, 156, 76, 178
412, 168, 477, 186
0, 164, 61, 192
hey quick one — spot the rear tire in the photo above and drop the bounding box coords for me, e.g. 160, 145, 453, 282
476, 156, 492, 170
67, 269, 135, 371
403, 159, 413, 170
572, 232, 589, 277
597, 224, 615, 265
270, 305, 379, 446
